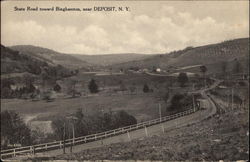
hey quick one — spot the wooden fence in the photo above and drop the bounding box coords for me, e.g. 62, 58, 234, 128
1, 108, 197, 159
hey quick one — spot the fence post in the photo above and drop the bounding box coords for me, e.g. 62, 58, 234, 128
60, 141, 62, 148
30, 146, 33, 155
33, 146, 35, 155
13, 149, 16, 157
95, 134, 97, 140
127, 131, 131, 141
144, 126, 148, 137
45, 144, 48, 150
161, 123, 165, 133
84, 137, 87, 143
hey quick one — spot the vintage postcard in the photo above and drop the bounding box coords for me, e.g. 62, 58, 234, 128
1, 0, 249, 161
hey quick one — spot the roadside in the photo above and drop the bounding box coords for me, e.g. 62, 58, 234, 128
53, 105, 248, 161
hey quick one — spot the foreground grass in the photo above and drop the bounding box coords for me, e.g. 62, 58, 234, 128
41, 107, 248, 161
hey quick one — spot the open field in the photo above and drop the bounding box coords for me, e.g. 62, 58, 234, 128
1, 94, 164, 123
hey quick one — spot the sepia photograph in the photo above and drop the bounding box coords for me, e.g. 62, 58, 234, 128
1, 0, 249, 161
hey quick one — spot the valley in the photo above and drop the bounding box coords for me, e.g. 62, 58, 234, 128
1, 37, 249, 160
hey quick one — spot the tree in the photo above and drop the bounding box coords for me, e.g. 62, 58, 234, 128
119, 81, 127, 92
233, 59, 242, 74
163, 92, 169, 103
27, 83, 36, 93
1, 87, 12, 98
88, 79, 99, 93
200, 65, 207, 88
51, 116, 69, 140
168, 93, 192, 112
221, 61, 227, 78
129, 85, 136, 94
53, 84, 61, 92
200, 65, 207, 75
143, 84, 150, 93
178, 72, 188, 87
113, 111, 137, 128
67, 79, 80, 97
1, 111, 32, 148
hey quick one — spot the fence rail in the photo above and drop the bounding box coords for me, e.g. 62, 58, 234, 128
1, 108, 197, 159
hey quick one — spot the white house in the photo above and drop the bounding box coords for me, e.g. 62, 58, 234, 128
156, 68, 161, 73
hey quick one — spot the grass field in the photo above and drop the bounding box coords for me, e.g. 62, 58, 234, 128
1, 72, 204, 135
1, 94, 165, 124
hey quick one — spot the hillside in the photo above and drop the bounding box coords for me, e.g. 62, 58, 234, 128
72, 54, 152, 66
1, 45, 74, 98
10, 45, 93, 70
1, 45, 52, 75
110, 38, 249, 74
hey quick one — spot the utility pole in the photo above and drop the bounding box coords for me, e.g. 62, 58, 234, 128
192, 83, 195, 111
231, 87, 234, 110
63, 122, 66, 154
72, 124, 75, 145
159, 103, 162, 122
70, 122, 75, 153
66, 115, 78, 153
192, 94, 195, 112
227, 89, 230, 108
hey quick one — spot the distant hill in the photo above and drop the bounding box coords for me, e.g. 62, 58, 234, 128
1, 45, 77, 98
1, 45, 73, 78
72, 53, 152, 66
110, 38, 249, 74
10, 45, 93, 69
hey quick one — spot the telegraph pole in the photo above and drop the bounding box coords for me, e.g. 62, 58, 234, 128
192, 83, 195, 111
63, 122, 66, 154
227, 89, 230, 108
159, 103, 164, 132
70, 122, 75, 153
159, 103, 162, 122
231, 87, 234, 110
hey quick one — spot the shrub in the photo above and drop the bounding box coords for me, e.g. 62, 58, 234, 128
88, 79, 99, 93
168, 93, 192, 112
178, 73, 189, 87
53, 84, 61, 92
143, 84, 150, 93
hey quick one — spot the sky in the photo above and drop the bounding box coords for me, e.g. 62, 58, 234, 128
1, 1, 249, 55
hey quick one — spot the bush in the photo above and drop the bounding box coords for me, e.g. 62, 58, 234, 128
143, 84, 150, 93
53, 84, 61, 92
178, 73, 189, 87
51, 109, 137, 140
88, 79, 99, 93
168, 93, 193, 112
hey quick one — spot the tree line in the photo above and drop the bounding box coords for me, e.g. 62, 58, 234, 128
1, 109, 137, 149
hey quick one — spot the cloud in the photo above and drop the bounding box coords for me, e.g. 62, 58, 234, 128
1, 4, 249, 54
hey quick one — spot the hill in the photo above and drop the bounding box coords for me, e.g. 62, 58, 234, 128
10, 45, 93, 70
110, 38, 249, 74
1, 45, 74, 98
72, 53, 152, 66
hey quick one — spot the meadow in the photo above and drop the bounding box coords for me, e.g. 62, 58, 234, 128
1, 93, 165, 123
